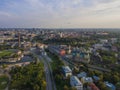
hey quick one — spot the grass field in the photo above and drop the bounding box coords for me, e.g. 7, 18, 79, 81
0, 75, 9, 90
0, 50, 13, 58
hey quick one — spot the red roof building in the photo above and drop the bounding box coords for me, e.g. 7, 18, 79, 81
60, 49, 66, 56
87, 83, 100, 90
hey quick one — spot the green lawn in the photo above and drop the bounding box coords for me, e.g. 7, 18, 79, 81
0, 50, 13, 58
0, 75, 9, 90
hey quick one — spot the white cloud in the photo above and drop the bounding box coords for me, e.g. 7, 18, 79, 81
0, 11, 11, 17
0, 0, 120, 28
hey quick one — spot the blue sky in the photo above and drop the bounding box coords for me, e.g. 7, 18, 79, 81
0, 0, 120, 28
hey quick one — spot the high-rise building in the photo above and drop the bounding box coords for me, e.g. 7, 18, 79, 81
18, 32, 21, 48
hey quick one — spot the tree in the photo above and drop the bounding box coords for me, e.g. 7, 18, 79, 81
2, 64, 8, 69
112, 75, 120, 84
70, 87, 77, 90
97, 81, 109, 90
33, 84, 40, 90
63, 85, 69, 90
41, 80, 46, 90
116, 82, 120, 90
9, 63, 45, 90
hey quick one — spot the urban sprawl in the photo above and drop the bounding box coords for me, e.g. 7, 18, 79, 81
0, 28, 120, 90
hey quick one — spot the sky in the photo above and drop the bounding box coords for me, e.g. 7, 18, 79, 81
0, 0, 120, 28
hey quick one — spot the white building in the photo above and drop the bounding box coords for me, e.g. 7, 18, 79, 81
81, 77, 93, 84
62, 66, 72, 77
93, 44, 103, 49
100, 39, 108, 44
70, 76, 83, 90
110, 38, 118, 43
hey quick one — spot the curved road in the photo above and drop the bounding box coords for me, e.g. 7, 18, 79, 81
32, 49, 56, 90
39, 55, 54, 90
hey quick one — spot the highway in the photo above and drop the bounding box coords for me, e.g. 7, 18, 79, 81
39, 55, 53, 90
32, 49, 56, 90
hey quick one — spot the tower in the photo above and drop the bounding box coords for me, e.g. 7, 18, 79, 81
18, 32, 21, 48
59, 32, 63, 38
68, 45, 71, 54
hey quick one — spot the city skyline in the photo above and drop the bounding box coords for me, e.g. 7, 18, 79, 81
0, 0, 120, 28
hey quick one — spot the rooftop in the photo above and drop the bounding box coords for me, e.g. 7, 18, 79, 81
71, 76, 82, 86
77, 72, 87, 78
88, 83, 100, 90
93, 76, 100, 81
82, 77, 93, 83
62, 66, 72, 73
105, 81, 116, 90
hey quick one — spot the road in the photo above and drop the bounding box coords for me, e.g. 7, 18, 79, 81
42, 54, 56, 90
32, 49, 56, 90
39, 55, 53, 90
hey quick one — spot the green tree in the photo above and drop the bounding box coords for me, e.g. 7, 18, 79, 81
41, 80, 46, 90
112, 75, 120, 84
97, 81, 109, 90
116, 82, 120, 90
63, 85, 69, 90
70, 87, 77, 90
9, 63, 45, 90
33, 84, 40, 90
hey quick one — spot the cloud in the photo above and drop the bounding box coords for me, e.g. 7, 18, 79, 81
0, 11, 11, 17
0, 0, 120, 28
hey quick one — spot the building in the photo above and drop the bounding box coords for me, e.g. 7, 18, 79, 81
105, 82, 116, 90
77, 72, 87, 78
100, 39, 108, 44
70, 76, 83, 90
0, 39, 4, 44
81, 77, 93, 84
93, 76, 100, 82
18, 32, 21, 48
62, 66, 72, 77
60, 49, 66, 56
67, 45, 72, 54
93, 44, 103, 50
87, 83, 100, 90
59, 32, 63, 38
110, 38, 118, 43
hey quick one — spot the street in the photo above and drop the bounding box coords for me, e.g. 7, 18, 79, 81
31, 49, 56, 90
39, 55, 53, 90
